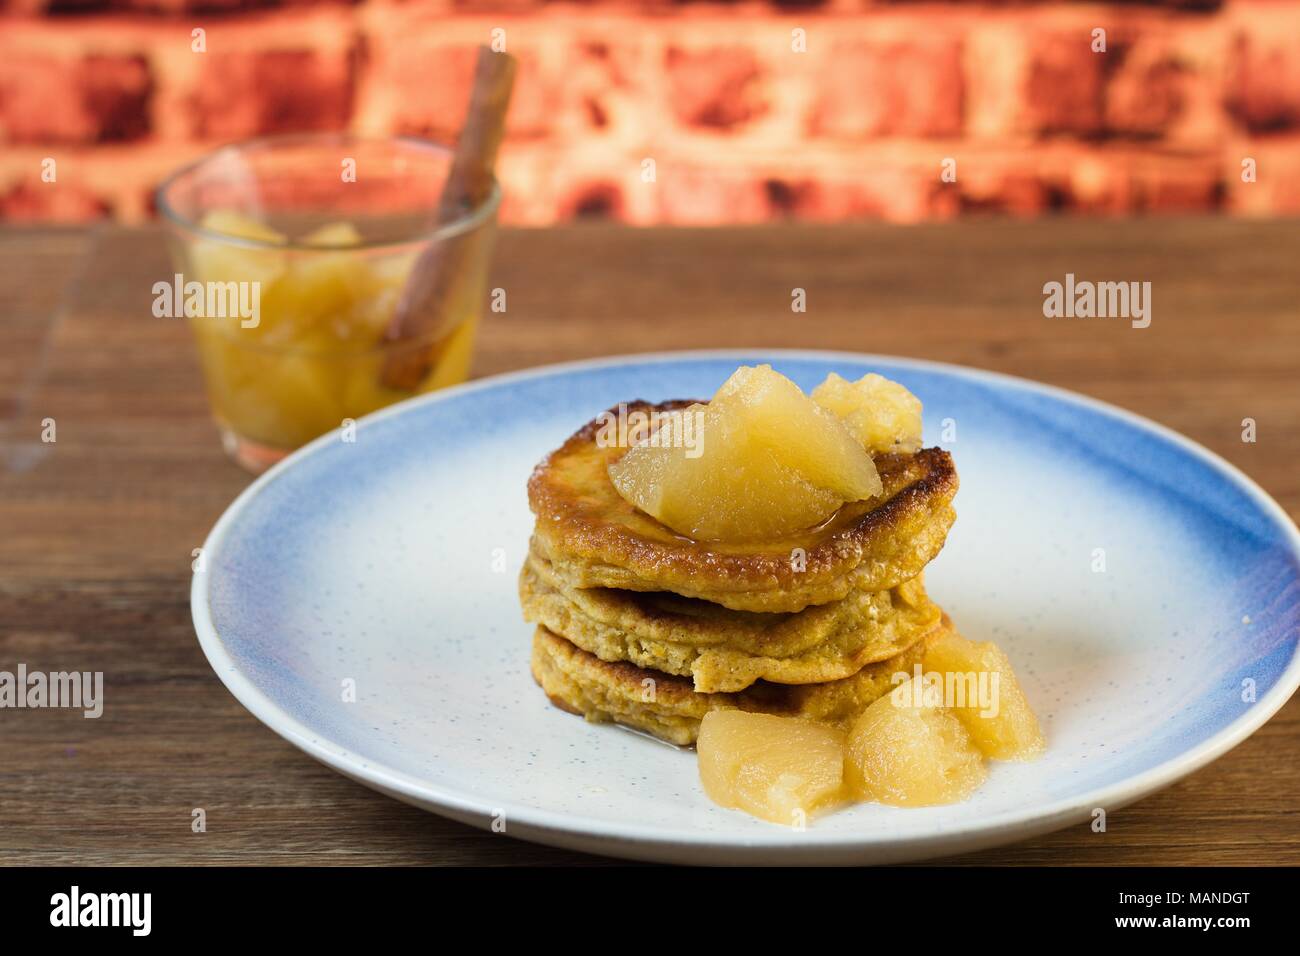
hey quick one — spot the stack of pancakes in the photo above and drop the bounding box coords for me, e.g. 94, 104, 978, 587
521, 400, 959, 746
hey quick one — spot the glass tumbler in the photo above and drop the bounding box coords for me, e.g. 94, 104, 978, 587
157, 134, 501, 472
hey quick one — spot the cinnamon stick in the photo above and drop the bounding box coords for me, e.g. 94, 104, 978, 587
380, 46, 517, 390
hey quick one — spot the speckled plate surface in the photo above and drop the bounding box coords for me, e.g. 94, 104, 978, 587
192, 350, 1300, 865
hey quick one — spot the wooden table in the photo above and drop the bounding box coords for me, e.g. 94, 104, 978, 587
1, 220, 1297, 866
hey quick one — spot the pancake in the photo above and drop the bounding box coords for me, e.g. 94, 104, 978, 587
528, 400, 958, 613
520, 544, 940, 693
530, 619, 947, 747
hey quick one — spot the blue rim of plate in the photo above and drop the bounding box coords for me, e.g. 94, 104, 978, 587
192, 349, 1300, 859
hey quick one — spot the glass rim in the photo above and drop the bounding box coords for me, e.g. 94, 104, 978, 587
154, 132, 502, 253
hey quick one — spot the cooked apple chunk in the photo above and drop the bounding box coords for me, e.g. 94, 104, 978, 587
190, 210, 288, 290
923, 629, 1045, 761
844, 682, 987, 806
812, 372, 923, 454
199, 208, 286, 246
300, 221, 363, 248
712, 365, 883, 499
697, 711, 848, 826
608, 365, 882, 542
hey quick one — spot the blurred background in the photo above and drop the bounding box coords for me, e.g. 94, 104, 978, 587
1, 0, 1298, 226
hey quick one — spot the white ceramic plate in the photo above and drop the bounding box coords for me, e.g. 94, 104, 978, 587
192, 351, 1300, 864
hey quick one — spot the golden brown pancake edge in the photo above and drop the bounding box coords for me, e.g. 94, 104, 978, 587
527, 400, 958, 613
530, 618, 948, 747
520, 546, 941, 693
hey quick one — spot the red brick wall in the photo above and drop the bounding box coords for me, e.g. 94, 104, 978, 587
1, 1, 1298, 224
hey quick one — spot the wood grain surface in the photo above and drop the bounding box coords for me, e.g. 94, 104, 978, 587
1, 219, 1297, 866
